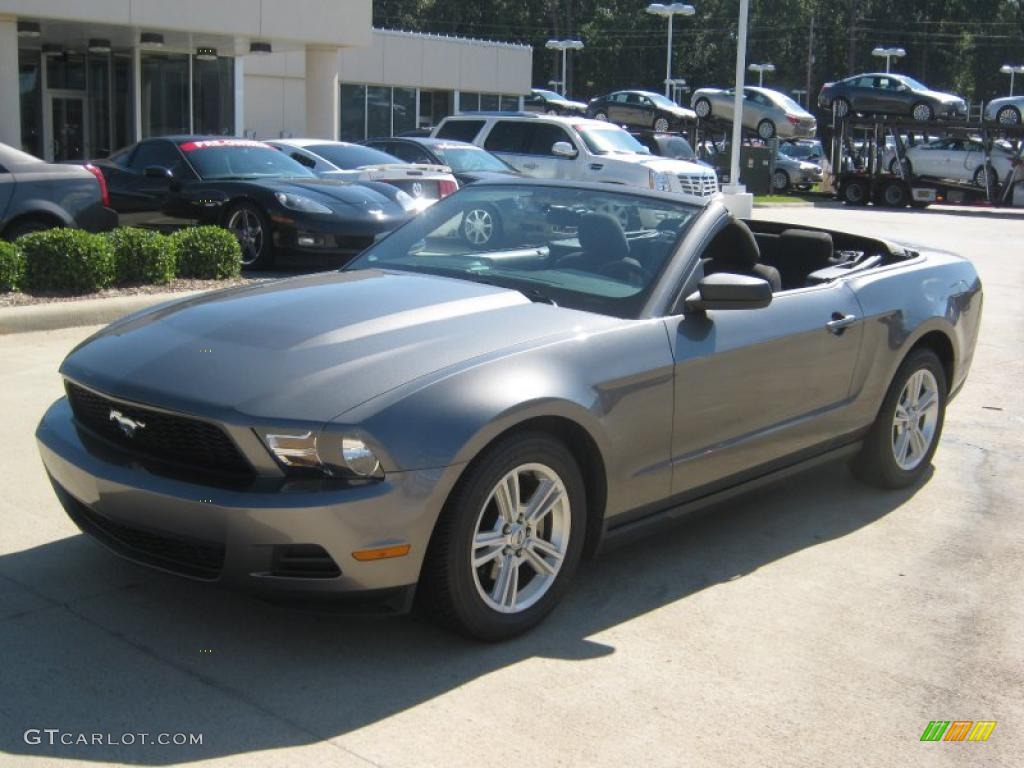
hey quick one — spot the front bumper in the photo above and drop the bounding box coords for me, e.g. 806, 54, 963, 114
269, 211, 410, 265
36, 397, 453, 608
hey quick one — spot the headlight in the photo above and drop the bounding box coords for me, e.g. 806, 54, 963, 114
261, 430, 384, 479
273, 192, 332, 214
648, 169, 672, 192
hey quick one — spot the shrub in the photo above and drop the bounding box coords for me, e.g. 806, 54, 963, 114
170, 226, 241, 279
0, 240, 25, 292
107, 227, 175, 285
19, 229, 115, 294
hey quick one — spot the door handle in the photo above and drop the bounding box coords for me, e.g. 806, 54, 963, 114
522, 162, 537, 170
826, 313, 858, 334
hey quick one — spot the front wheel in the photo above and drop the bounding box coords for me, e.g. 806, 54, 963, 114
833, 98, 851, 118
911, 102, 934, 121
419, 433, 587, 640
757, 119, 776, 140
851, 348, 947, 489
594, 111, 608, 122
996, 105, 1021, 125
694, 98, 712, 119
772, 169, 791, 193
878, 179, 909, 208
973, 165, 998, 188
841, 177, 870, 206
225, 202, 274, 269
653, 116, 670, 132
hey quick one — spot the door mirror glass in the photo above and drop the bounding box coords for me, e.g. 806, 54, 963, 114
144, 165, 174, 180
551, 141, 578, 159
684, 273, 772, 312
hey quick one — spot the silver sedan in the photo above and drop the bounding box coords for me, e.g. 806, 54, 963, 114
692, 86, 817, 139
984, 96, 1024, 125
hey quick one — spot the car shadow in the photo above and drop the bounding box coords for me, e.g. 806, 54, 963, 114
0, 460, 928, 764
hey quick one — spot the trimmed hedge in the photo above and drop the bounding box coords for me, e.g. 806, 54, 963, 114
19, 229, 115, 294
0, 240, 24, 292
107, 227, 176, 285
170, 226, 242, 279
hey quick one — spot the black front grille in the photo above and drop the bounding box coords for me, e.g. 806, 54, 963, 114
63, 491, 225, 579
65, 382, 253, 477
271, 544, 341, 579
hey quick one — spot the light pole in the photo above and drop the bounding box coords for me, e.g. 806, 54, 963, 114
667, 77, 689, 105
748, 62, 775, 87
646, 3, 696, 98
545, 39, 584, 97
724, 0, 751, 214
792, 88, 807, 107
871, 47, 906, 73
1000, 65, 1024, 96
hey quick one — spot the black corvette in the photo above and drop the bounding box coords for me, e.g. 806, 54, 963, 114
90, 137, 416, 268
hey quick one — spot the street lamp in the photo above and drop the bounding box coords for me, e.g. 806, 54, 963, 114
871, 47, 906, 73
667, 77, 689, 104
792, 88, 807, 107
1000, 65, 1024, 96
748, 62, 775, 87
646, 3, 696, 98
545, 39, 584, 97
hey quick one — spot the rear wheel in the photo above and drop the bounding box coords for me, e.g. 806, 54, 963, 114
973, 165, 998, 188
996, 105, 1021, 125
653, 116, 670, 132
225, 202, 274, 269
851, 348, 947, 488
841, 177, 870, 205
772, 169, 791, 193
879, 180, 909, 208
694, 98, 712, 119
419, 432, 587, 640
833, 98, 851, 118
911, 102, 934, 121
594, 111, 608, 122
757, 119, 776, 140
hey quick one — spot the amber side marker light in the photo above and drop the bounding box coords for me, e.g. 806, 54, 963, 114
352, 544, 411, 561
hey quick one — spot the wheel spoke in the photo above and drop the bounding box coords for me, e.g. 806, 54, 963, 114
909, 427, 928, 460
473, 529, 506, 568
894, 427, 911, 463
490, 555, 519, 609
916, 389, 937, 414
528, 536, 563, 562
493, 471, 521, 523
523, 479, 560, 526
523, 544, 557, 577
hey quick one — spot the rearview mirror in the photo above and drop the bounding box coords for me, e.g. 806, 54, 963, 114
551, 141, 578, 159
684, 273, 772, 312
144, 165, 174, 180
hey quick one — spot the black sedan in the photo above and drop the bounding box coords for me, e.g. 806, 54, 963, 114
1, 143, 117, 240
90, 137, 415, 268
587, 90, 697, 132
360, 137, 520, 185
523, 88, 588, 116
818, 73, 968, 121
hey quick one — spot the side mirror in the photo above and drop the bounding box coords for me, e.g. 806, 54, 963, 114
684, 272, 772, 312
551, 141, 578, 159
144, 165, 174, 180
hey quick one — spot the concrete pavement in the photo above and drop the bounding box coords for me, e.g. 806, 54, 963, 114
0, 206, 1021, 767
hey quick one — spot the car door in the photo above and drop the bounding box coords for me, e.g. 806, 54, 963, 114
607, 93, 630, 123
633, 94, 656, 127
482, 120, 533, 172
522, 123, 581, 179
667, 276, 864, 495
107, 139, 191, 224
851, 76, 879, 112
913, 138, 950, 177
715, 90, 737, 121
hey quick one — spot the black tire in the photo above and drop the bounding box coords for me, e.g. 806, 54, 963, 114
841, 178, 870, 206
694, 98, 712, 119
889, 157, 912, 177
772, 169, 791, 193
911, 101, 934, 122
224, 201, 274, 269
419, 432, 587, 641
757, 119, 776, 140
973, 165, 997, 188
996, 105, 1021, 125
459, 204, 503, 248
833, 98, 851, 119
851, 348, 947, 489
594, 110, 608, 121
4, 216, 57, 241
879, 180, 909, 208
653, 116, 670, 132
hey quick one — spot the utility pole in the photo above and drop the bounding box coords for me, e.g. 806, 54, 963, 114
806, 13, 814, 108
847, 0, 858, 74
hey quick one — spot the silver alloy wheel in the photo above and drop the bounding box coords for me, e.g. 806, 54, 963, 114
694, 99, 711, 118
891, 369, 940, 470
227, 207, 264, 266
654, 117, 670, 132
772, 169, 789, 191
758, 120, 775, 139
471, 462, 571, 614
974, 165, 996, 188
462, 208, 494, 245
912, 103, 933, 121
595, 111, 608, 121
997, 106, 1021, 125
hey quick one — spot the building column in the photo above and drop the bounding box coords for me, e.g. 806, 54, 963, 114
305, 46, 340, 140
234, 56, 245, 137
0, 18, 22, 149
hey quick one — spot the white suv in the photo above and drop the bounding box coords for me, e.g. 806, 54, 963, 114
432, 114, 718, 205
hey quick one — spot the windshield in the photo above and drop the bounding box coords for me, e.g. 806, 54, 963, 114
308, 143, 401, 169
648, 93, 680, 109
431, 145, 515, 173
534, 89, 565, 102
901, 76, 928, 91
766, 91, 807, 113
780, 142, 822, 160
660, 137, 695, 160
575, 125, 647, 155
346, 184, 698, 318
182, 140, 315, 180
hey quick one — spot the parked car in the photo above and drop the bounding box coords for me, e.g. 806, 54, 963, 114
771, 150, 823, 192
38, 178, 982, 640
432, 113, 718, 209
817, 73, 968, 121
266, 139, 458, 210
0, 143, 116, 240
883, 136, 1018, 187
90, 137, 415, 268
779, 139, 825, 166
983, 95, 1024, 125
524, 88, 588, 116
587, 90, 697, 132
630, 131, 698, 161
691, 86, 817, 139
360, 137, 521, 185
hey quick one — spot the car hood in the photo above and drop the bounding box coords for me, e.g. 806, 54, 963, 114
60, 270, 618, 425
623, 154, 712, 174
921, 90, 964, 104
248, 177, 406, 211
455, 169, 520, 184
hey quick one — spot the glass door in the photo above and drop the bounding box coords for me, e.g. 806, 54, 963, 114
45, 94, 88, 161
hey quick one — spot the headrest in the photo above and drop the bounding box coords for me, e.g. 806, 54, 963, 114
780, 228, 834, 262
707, 219, 760, 268
578, 213, 630, 262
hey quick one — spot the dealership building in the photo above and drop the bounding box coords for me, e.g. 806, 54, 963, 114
0, 0, 532, 162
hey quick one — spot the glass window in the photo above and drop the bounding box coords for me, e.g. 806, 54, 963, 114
46, 53, 87, 90
88, 54, 112, 157
430, 144, 515, 173
340, 84, 367, 141
193, 56, 234, 135
575, 125, 646, 155
526, 124, 574, 155
436, 119, 485, 142
460, 92, 481, 112
418, 90, 452, 129
18, 49, 43, 159
366, 85, 391, 138
180, 140, 316, 179
480, 94, 499, 111
393, 87, 416, 136
484, 121, 531, 153
370, 141, 431, 164
307, 143, 400, 168
111, 53, 134, 152
141, 53, 190, 137
500, 95, 519, 111
129, 139, 184, 172
346, 184, 699, 319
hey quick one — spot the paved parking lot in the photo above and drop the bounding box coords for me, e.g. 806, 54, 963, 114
1, 204, 1021, 767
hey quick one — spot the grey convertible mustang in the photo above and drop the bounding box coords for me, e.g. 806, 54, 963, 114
36, 180, 982, 640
